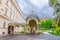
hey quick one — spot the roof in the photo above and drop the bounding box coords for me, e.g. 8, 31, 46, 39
8, 22, 26, 26
26, 14, 40, 21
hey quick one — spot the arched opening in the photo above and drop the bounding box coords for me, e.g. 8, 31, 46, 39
29, 20, 37, 34
8, 25, 14, 35
29, 20, 37, 27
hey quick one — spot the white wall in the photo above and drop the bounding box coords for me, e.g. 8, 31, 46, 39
0, 29, 8, 36
14, 27, 23, 33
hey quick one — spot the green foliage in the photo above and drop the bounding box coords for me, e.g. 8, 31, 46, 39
50, 20, 60, 36
40, 19, 53, 29
20, 30, 27, 34
52, 20, 60, 32
49, 31, 60, 36
49, 0, 60, 35
49, 0, 60, 14
50, 0, 58, 6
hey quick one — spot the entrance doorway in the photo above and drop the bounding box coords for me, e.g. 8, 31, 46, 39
29, 20, 37, 34
8, 25, 14, 35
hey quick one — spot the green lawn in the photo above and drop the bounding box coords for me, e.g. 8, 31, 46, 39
49, 31, 60, 36
40, 30, 52, 32
40, 29, 60, 36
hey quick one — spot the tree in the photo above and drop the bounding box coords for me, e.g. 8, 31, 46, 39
52, 20, 60, 33
40, 19, 53, 29
49, 0, 60, 27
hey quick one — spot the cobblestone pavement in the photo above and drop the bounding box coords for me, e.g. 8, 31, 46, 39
0, 33, 60, 40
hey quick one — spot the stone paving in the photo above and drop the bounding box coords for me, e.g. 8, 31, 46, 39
0, 33, 60, 40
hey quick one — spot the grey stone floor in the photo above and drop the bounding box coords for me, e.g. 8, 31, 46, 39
0, 33, 60, 40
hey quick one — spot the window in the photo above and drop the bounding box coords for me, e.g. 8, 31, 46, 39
6, 0, 8, 6
3, 8, 6, 15
11, 4, 12, 10
3, 22, 6, 28
7, 11, 11, 17
0, 21, 3, 28
4, 0, 8, 5
0, 0, 1, 4
11, 14, 14, 20
10, 12, 12, 19
8, 0, 11, 8
13, 15, 14, 20
15, 9, 17, 13
5, 8, 8, 16
10, 13, 12, 19
12, 6, 15, 12
1, 7, 5, 15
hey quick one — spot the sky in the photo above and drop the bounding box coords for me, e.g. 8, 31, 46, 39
17, 0, 56, 19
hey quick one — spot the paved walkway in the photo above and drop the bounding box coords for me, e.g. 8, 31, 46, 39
0, 33, 60, 40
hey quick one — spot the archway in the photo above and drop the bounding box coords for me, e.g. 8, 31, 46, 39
29, 20, 37, 34
8, 25, 14, 35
